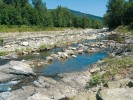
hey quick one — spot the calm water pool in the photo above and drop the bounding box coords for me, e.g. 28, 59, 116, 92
33, 52, 107, 76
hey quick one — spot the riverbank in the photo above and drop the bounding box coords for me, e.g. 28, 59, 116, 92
65, 55, 133, 100
65, 32, 133, 100
0, 29, 132, 100
0, 28, 105, 55
0, 25, 82, 33
114, 25, 133, 36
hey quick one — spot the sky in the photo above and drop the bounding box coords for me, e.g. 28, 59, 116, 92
43, 0, 108, 17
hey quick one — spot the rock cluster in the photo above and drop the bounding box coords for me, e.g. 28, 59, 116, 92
0, 29, 109, 55
65, 78, 133, 100
0, 61, 35, 82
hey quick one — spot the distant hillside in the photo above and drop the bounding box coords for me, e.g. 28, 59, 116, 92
69, 9, 103, 21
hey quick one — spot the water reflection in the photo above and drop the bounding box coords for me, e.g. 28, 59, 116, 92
42, 52, 107, 75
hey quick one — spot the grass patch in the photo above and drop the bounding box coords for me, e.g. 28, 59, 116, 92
39, 44, 54, 51
88, 74, 103, 87
105, 56, 133, 69
87, 56, 133, 87
0, 25, 78, 32
0, 51, 8, 56
39, 44, 48, 50
115, 26, 130, 33
15, 47, 32, 53
115, 25, 133, 36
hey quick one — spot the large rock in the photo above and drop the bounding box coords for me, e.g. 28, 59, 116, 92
0, 61, 35, 77
0, 71, 17, 82
61, 71, 91, 91
9, 61, 34, 75
26, 93, 53, 100
0, 86, 36, 100
0, 61, 34, 82
105, 81, 121, 89
105, 78, 133, 88
33, 76, 77, 100
118, 78, 133, 88
98, 88, 133, 100
66, 92, 97, 100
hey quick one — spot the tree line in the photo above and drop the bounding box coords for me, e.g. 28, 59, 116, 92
104, 0, 133, 29
0, 0, 103, 29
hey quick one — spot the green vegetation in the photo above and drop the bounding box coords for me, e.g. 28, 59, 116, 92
0, 51, 8, 56
15, 47, 32, 53
88, 74, 103, 87
115, 26, 130, 33
0, 0, 103, 32
104, 0, 133, 30
39, 44, 48, 50
114, 26, 133, 35
0, 25, 76, 32
87, 56, 133, 87
39, 44, 54, 50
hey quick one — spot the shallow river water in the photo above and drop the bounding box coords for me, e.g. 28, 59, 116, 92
0, 33, 112, 92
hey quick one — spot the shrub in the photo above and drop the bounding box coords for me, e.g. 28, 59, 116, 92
39, 44, 47, 50
87, 74, 102, 87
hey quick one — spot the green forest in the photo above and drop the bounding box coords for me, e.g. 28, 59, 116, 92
0, 0, 103, 30
104, 0, 133, 29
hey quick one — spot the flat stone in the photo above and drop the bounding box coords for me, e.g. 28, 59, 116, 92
66, 92, 96, 100
4, 45, 11, 48
105, 81, 121, 89
118, 78, 133, 88
98, 88, 133, 100
0, 86, 36, 100
9, 61, 34, 75
26, 93, 53, 100
0, 71, 17, 82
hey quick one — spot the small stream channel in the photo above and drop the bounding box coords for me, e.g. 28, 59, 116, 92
0, 33, 123, 92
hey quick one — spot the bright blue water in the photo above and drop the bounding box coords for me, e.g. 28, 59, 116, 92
43, 52, 107, 75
